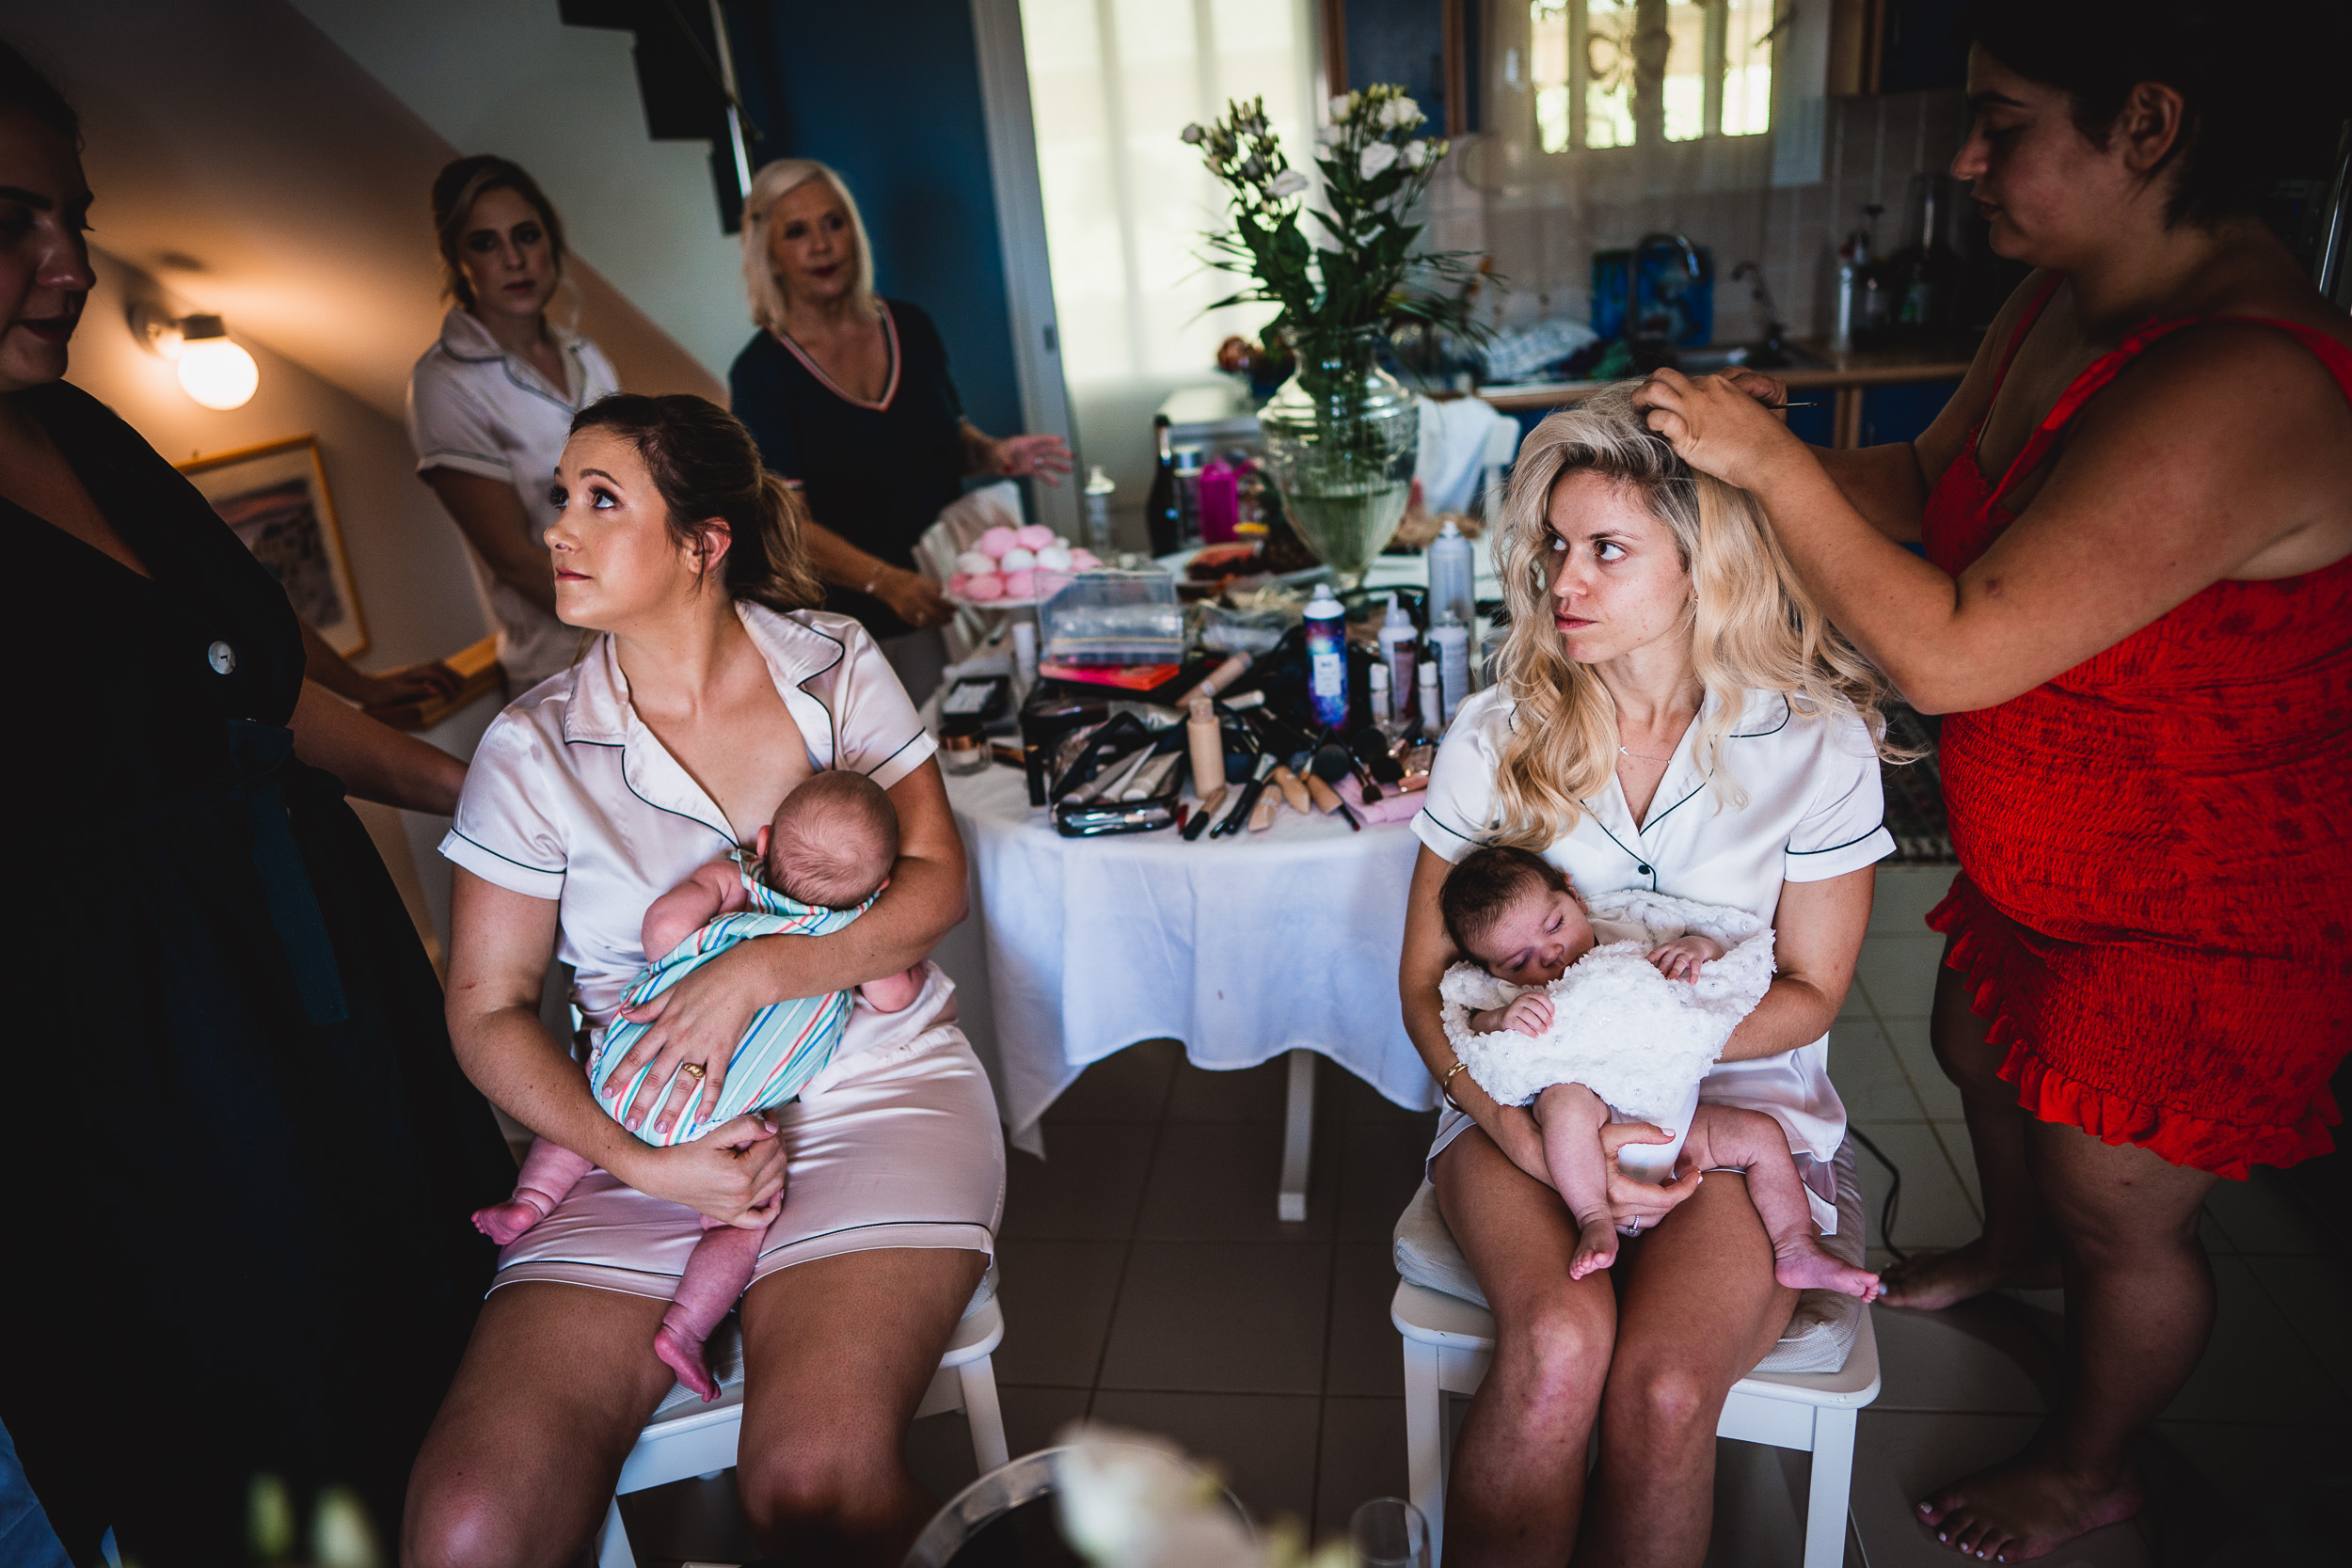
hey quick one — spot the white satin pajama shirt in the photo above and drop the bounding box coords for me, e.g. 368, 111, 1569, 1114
1414, 685, 1895, 1232
441, 603, 1004, 1300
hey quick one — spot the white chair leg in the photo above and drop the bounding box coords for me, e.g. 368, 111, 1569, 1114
1402, 1338, 1446, 1562
1801, 1406, 1857, 1568
1279, 1050, 1315, 1222
959, 1353, 1010, 1474
596, 1495, 636, 1568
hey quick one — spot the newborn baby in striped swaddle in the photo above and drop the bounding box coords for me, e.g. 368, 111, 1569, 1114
472, 768, 926, 1400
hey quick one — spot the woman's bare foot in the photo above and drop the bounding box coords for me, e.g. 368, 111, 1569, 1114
1881, 1237, 2060, 1310
1917, 1451, 2142, 1561
1568, 1217, 1619, 1279
653, 1323, 722, 1402
469, 1190, 554, 1246
1773, 1240, 1884, 1301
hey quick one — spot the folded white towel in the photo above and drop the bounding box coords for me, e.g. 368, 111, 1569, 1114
1439, 889, 1775, 1122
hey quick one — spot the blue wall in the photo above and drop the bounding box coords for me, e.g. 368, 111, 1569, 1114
730, 1, 1025, 439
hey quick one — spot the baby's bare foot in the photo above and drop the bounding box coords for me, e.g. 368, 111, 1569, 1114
470, 1192, 553, 1246
654, 1323, 721, 1402
1775, 1241, 1884, 1301
1568, 1218, 1619, 1280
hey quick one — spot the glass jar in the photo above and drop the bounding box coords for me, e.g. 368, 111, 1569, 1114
939, 719, 991, 775
1253, 324, 1420, 588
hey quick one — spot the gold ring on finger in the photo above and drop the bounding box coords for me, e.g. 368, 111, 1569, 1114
681, 1062, 707, 1081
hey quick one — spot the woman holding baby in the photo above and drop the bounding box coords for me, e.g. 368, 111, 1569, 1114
404, 393, 1005, 1566
1400, 387, 1898, 1567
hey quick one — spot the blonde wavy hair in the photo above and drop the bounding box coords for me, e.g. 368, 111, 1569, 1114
1486, 384, 1899, 849
741, 159, 879, 333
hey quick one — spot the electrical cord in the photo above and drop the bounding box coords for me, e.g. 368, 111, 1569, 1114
1845, 1125, 1908, 1263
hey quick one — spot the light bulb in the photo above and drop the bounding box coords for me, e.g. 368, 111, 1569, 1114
178, 335, 259, 409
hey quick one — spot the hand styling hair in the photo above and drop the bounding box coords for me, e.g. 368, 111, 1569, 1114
1486, 384, 1899, 850
570, 393, 824, 615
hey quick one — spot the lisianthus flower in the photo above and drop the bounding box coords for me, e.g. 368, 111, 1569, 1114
1359, 142, 1399, 178
1267, 168, 1309, 198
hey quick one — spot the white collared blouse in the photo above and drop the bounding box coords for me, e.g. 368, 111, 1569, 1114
1413, 684, 1894, 1190
406, 306, 620, 691
440, 604, 950, 1069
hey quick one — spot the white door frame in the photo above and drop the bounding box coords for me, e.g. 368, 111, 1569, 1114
970, 0, 1081, 539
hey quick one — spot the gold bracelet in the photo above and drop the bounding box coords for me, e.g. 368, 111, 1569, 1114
1439, 1060, 1471, 1111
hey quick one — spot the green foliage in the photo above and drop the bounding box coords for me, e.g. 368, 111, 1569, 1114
1184, 87, 1494, 352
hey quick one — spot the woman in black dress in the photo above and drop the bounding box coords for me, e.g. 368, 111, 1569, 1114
730, 158, 1071, 698
0, 50, 513, 1562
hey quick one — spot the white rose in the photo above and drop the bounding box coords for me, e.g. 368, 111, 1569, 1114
1328, 93, 1353, 121
1268, 167, 1309, 198
1181, 122, 1206, 144
1404, 138, 1430, 168
1385, 95, 1423, 128
1359, 141, 1399, 179
1317, 123, 1343, 147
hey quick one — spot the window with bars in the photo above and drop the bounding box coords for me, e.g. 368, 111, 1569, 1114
1531, 0, 1775, 155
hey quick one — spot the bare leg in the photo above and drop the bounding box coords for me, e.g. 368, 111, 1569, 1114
732, 1245, 990, 1568
1432, 1128, 1616, 1568
654, 1222, 770, 1402
403, 1282, 676, 1568
1882, 941, 2059, 1307
1533, 1083, 1619, 1279
1575, 1172, 1797, 1568
1682, 1105, 1881, 1300
1917, 1118, 2217, 1561
470, 1136, 596, 1246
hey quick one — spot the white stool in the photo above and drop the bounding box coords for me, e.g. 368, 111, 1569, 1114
1391, 1145, 1881, 1568
596, 1275, 1010, 1568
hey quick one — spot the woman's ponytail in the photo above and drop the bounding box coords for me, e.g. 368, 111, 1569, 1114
569, 392, 824, 613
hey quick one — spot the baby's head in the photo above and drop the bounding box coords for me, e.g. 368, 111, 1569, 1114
1439, 847, 1596, 987
760, 770, 899, 910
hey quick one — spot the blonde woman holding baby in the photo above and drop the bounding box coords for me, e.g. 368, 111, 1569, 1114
1399, 386, 1897, 1568
405, 393, 1004, 1568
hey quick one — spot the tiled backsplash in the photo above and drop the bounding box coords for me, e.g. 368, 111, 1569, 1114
1429, 89, 1969, 344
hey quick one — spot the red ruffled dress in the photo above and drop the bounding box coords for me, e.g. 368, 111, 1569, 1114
1920, 276, 2352, 1179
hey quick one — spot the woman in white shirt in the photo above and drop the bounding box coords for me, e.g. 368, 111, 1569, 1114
405, 394, 1003, 1567
1402, 388, 1894, 1567
406, 156, 620, 694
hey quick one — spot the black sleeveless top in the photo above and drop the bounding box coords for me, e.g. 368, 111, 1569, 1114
728, 299, 966, 639
4, 383, 511, 1561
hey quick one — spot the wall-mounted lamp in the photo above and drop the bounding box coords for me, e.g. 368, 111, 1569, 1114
131, 301, 261, 410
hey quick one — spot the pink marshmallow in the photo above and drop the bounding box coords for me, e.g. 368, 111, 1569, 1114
977, 525, 1021, 559
964, 572, 1006, 601
1068, 548, 1102, 570
1001, 569, 1038, 597
947, 573, 971, 596
1014, 523, 1056, 551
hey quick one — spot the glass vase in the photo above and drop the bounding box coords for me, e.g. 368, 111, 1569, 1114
1255, 325, 1419, 589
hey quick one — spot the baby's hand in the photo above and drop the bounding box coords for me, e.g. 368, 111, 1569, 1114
1647, 934, 1724, 984
1470, 993, 1553, 1038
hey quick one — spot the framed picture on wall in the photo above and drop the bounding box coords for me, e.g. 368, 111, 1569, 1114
179, 433, 370, 657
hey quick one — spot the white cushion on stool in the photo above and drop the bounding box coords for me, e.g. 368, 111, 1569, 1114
648, 1262, 1001, 1421
1391, 1141, 1867, 1375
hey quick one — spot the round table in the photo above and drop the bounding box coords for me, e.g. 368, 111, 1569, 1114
931, 759, 1438, 1219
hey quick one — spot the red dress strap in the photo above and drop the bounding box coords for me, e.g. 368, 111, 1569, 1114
1990, 311, 2352, 505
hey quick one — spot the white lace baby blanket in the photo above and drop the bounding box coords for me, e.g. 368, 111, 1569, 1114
1439, 889, 1775, 1122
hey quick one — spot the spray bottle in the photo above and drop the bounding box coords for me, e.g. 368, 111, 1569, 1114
1429, 614, 1471, 723
1377, 593, 1418, 708
1304, 584, 1351, 731
1427, 517, 1476, 638
1083, 466, 1115, 554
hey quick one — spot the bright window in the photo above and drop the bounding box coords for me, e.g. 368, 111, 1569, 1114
1530, 0, 1773, 154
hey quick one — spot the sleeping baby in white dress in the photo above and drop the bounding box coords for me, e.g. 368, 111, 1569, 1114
1438, 847, 1882, 1298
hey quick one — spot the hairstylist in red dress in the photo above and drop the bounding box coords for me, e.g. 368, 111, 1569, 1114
1633, 0, 2351, 1559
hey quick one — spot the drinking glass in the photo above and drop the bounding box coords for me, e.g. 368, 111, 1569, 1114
1349, 1497, 1432, 1568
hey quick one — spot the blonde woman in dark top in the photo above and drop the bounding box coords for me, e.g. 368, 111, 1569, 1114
729, 159, 1070, 696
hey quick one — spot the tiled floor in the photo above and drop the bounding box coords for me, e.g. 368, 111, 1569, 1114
616, 867, 2350, 1567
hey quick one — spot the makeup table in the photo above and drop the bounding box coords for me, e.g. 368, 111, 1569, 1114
931, 757, 1438, 1221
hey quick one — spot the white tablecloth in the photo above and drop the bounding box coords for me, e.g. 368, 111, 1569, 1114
933, 761, 1438, 1148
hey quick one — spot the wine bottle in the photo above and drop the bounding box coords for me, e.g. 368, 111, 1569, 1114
1145, 415, 1183, 557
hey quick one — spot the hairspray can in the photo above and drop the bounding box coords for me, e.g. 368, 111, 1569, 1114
1304, 584, 1350, 730
1429, 614, 1471, 722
